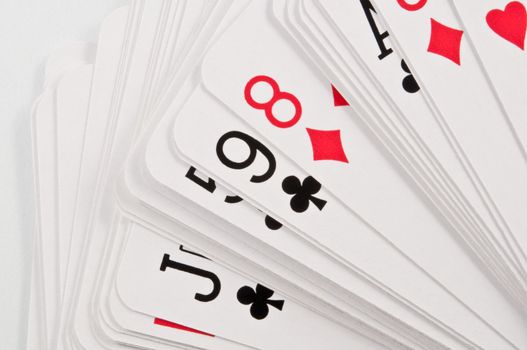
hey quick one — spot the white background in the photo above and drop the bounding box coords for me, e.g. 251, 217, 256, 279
0, 0, 125, 348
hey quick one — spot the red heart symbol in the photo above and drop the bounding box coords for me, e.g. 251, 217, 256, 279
486, 1, 527, 50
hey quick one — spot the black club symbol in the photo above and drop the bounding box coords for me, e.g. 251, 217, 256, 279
282, 175, 327, 213
236, 284, 284, 320
401, 59, 420, 93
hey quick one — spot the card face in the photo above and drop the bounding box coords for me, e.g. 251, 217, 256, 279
371, 0, 527, 274
451, 0, 527, 153
115, 222, 388, 350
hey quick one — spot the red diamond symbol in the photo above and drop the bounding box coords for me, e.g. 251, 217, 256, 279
427, 18, 464, 65
306, 128, 349, 163
331, 85, 349, 106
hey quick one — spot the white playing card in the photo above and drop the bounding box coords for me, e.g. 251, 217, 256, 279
371, 0, 527, 295
450, 0, 527, 155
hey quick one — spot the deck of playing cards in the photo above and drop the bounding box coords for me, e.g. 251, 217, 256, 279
27, 1, 527, 349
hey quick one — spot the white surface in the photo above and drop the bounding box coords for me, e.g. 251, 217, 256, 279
0, 1, 125, 348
